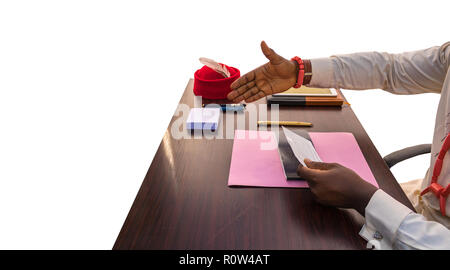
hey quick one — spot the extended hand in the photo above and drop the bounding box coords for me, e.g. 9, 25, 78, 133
297, 159, 378, 216
227, 41, 297, 103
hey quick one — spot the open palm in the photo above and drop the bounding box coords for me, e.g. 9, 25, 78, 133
227, 41, 297, 103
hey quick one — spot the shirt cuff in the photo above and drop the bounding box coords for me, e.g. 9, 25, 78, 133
308, 58, 334, 87
361, 189, 413, 246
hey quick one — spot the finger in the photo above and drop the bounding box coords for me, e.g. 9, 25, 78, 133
245, 80, 273, 102
236, 81, 269, 103
228, 72, 256, 100
229, 81, 256, 101
261, 41, 283, 65
230, 70, 256, 91
296, 164, 320, 182
304, 159, 336, 171
232, 85, 260, 103
245, 91, 267, 103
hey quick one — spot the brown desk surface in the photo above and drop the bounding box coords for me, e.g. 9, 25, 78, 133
113, 79, 414, 250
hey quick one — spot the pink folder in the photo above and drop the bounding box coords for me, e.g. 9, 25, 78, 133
227, 130, 379, 188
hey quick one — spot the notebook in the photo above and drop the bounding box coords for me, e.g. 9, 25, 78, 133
273, 85, 337, 97
267, 88, 345, 107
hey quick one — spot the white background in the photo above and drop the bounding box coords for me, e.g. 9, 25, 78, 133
0, 0, 448, 249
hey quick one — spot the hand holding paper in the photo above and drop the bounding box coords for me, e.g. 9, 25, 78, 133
282, 127, 322, 166
297, 157, 378, 216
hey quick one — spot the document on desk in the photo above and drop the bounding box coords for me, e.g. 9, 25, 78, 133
282, 127, 322, 166
227, 130, 379, 188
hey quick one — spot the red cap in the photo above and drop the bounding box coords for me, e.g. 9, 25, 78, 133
193, 64, 240, 99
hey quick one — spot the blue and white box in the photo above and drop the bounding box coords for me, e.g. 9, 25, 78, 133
186, 107, 221, 131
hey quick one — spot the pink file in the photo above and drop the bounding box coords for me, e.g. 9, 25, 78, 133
227, 130, 307, 188
227, 130, 378, 188
309, 132, 379, 188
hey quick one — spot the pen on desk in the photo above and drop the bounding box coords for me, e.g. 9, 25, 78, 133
257, 121, 313, 127
202, 104, 246, 112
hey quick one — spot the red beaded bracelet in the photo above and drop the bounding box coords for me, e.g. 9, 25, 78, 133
291, 56, 304, 88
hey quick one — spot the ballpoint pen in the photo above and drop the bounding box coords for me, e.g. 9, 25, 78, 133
257, 121, 313, 127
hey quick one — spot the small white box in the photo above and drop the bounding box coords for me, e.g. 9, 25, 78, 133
186, 108, 221, 131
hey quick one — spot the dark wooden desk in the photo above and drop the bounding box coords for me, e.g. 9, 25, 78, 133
113, 79, 414, 250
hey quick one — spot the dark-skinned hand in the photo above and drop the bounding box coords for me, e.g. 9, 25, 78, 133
297, 159, 379, 216
227, 41, 297, 103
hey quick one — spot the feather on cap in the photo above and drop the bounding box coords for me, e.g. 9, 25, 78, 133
199, 57, 230, 78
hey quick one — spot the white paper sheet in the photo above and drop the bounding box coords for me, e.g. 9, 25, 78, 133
282, 126, 322, 166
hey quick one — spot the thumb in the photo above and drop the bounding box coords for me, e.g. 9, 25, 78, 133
297, 164, 321, 182
261, 41, 283, 65
304, 159, 336, 171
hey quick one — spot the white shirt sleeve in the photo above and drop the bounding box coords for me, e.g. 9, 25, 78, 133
306, 43, 450, 248
359, 190, 450, 250
308, 42, 450, 94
